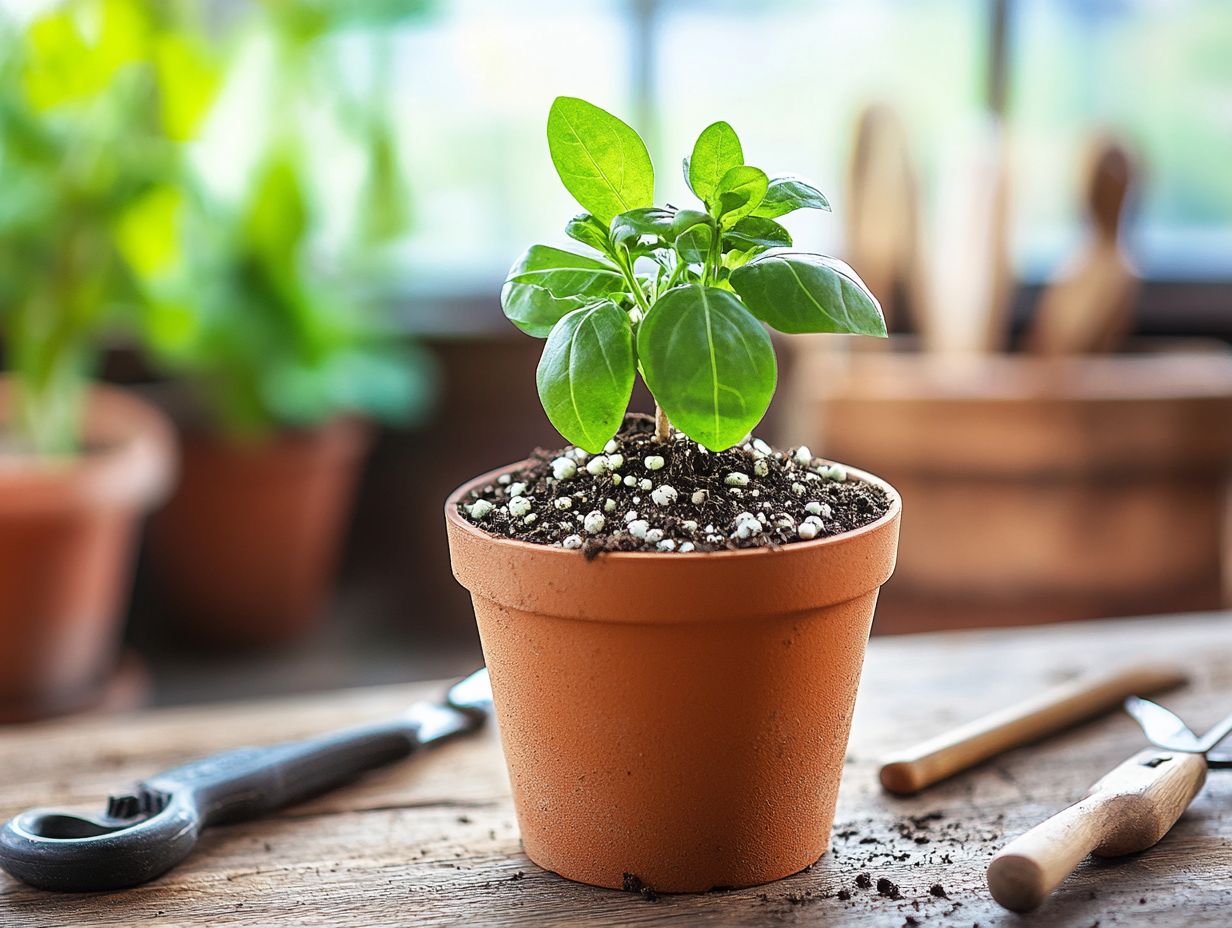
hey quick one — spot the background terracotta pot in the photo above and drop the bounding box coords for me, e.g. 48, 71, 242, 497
446, 463, 901, 893
148, 418, 370, 648
786, 343, 1232, 632
0, 382, 175, 722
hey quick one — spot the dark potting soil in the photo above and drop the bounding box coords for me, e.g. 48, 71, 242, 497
621, 872, 659, 901
457, 414, 891, 556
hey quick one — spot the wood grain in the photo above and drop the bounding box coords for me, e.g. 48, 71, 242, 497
1, 612, 1230, 926
797, 348, 1232, 632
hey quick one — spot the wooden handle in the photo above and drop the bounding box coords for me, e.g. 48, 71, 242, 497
878, 663, 1188, 795
987, 748, 1207, 912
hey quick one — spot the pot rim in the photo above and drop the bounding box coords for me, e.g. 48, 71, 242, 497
445, 455, 901, 562
0, 381, 177, 514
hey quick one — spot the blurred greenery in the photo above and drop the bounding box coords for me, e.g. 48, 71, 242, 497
0, 0, 186, 453
0, 0, 432, 454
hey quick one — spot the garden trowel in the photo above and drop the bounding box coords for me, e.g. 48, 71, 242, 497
987, 697, 1232, 912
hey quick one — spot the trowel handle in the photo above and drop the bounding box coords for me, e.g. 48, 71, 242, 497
987, 748, 1207, 912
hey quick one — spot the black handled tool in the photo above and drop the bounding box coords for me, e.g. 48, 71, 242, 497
0, 669, 492, 892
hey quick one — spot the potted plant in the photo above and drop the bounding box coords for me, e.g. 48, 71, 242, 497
0, 1, 191, 719
123, 157, 431, 648
445, 97, 901, 892
117, 4, 433, 649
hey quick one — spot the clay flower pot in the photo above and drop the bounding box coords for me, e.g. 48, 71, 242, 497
0, 382, 175, 722
446, 461, 901, 893
148, 418, 370, 648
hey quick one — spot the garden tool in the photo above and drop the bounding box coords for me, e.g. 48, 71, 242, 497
0, 669, 493, 892
987, 696, 1232, 912
878, 663, 1188, 795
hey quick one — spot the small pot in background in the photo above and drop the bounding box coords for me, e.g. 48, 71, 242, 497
446, 462, 901, 893
148, 418, 370, 648
0, 382, 176, 722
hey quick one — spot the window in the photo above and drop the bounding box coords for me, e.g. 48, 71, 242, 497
1010, 0, 1232, 280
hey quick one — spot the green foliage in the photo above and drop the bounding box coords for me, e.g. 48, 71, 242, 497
503, 97, 886, 452
730, 254, 887, 336
637, 286, 776, 452
501, 245, 624, 338
536, 300, 634, 453
125, 152, 430, 438
0, 0, 432, 452
546, 97, 654, 226
752, 176, 831, 219
0, 0, 208, 454
131, 0, 432, 437
685, 121, 743, 202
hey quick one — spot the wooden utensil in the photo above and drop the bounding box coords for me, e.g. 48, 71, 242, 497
987, 747, 1207, 911
878, 663, 1188, 795
1027, 135, 1140, 356
923, 115, 1013, 356
844, 102, 929, 340
987, 697, 1232, 911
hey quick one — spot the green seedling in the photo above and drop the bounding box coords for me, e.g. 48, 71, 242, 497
502, 96, 887, 453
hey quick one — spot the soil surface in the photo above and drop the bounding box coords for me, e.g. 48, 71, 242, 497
458, 415, 891, 556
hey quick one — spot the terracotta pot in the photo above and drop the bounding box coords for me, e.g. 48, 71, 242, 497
446, 463, 901, 892
787, 343, 1232, 632
0, 382, 175, 722
148, 418, 370, 647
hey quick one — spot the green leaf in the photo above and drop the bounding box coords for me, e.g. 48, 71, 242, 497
723, 216, 792, 251
537, 300, 635, 452
154, 31, 220, 140
675, 222, 713, 265
565, 213, 609, 254
670, 209, 711, 240
751, 176, 831, 219
730, 253, 886, 336
547, 96, 654, 225
609, 207, 675, 246
115, 185, 184, 280
688, 121, 743, 205
502, 245, 625, 338
22, 0, 149, 110
637, 285, 776, 451
244, 152, 308, 273
713, 165, 768, 225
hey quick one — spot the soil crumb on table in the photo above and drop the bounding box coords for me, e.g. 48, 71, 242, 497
621, 872, 659, 901
459, 414, 891, 556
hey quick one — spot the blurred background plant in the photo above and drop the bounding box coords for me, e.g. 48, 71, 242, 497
0, 0, 434, 453
0, 0, 207, 454
119, 0, 435, 438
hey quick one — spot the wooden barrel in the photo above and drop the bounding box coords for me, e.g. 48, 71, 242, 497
787, 343, 1232, 633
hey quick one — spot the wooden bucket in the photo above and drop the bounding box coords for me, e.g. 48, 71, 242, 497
786, 342, 1232, 633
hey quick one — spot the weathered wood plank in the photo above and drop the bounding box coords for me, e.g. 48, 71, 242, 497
1, 612, 1230, 926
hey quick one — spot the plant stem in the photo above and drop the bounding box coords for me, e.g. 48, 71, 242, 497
615, 246, 651, 314
654, 405, 671, 442
664, 256, 686, 292
703, 223, 722, 286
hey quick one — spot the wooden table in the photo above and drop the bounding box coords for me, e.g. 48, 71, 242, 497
2, 612, 1230, 927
